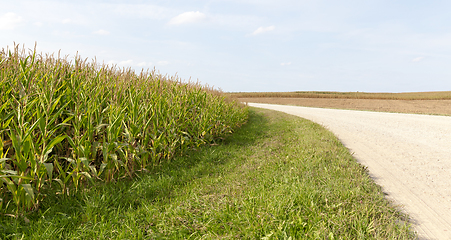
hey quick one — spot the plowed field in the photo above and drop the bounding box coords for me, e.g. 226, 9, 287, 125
238, 98, 451, 116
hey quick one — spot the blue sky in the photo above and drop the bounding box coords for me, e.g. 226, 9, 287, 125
2, 0, 451, 92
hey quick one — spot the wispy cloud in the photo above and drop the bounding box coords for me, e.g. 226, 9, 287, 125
280, 62, 292, 66
110, 3, 174, 20
137, 61, 153, 67
119, 60, 133, 66
106, 60, 134, 67
0, 12, 24, 30
93, 29, 110, 35
251, 25, 275, 35
157, 60, 169, 66
60, 17, 88, 25
212, 15, 260, 28
412, 57, 424, 62
168, 11, 206, 25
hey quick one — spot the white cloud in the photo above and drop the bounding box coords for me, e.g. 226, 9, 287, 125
251, 25, 275, 35
110, 3, 174, 20
157, 61, 169, 66
119, 60, 133, 66
281, 62, 292, 66
93, 29, 110, 35
51, 30, 79, 38
168, 11, 206, 25
58, 17, 87, 25
33, 22, 43, 27
412, 57, 424, 62
137, 62, 153, 67
209, 14, 261, 30
0, 12, 24, 30
106, 60, 134, 67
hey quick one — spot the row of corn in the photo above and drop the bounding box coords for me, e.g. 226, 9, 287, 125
0, 45, 248, 214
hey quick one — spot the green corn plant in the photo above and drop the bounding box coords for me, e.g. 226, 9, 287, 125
53, 159, 72, 196
0, 43, 248, 214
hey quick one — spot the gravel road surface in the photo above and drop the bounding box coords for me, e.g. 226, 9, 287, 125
249, 103, 451, 240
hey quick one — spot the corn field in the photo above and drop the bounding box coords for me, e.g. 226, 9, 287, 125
0, 45, 248, 215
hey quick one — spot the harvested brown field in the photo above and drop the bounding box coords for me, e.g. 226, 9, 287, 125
230, 91, 451, 100
238, 97, 451, 116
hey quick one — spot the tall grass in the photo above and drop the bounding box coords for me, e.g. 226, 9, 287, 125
0, 44, 247, 215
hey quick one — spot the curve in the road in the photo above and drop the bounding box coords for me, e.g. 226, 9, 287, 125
249, 103, 451, 240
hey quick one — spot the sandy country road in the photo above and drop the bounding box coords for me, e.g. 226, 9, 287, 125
248, 103, 451, 240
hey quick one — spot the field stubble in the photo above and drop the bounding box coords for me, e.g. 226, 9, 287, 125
238, 97, 451, 116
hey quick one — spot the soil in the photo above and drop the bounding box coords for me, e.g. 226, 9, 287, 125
238, 98, 451, 116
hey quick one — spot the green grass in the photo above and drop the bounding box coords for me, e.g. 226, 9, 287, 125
1, 108, 416, 239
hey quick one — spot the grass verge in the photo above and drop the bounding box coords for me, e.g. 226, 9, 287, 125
0, 108, 416, 239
